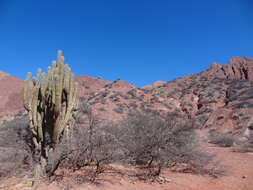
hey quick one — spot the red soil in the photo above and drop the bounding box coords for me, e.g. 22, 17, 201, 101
2, 131, 253, 190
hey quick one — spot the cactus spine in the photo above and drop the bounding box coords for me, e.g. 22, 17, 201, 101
24, 50, 78, 151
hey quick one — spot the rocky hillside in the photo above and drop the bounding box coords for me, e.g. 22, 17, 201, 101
144, 56, 253, 134
1, 56, 253, 135
75, 56, 253, 135
0, 71, 25, 121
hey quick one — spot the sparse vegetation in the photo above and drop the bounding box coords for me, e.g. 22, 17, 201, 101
0, 113, 32, 179
3, 53, 253, 188
127, 89, 137, 98
107, 111, 214, 177
0, 105, 219, 185
53, 101, 121, 183
113, 103, 125, 114
209, 132, 236, 147
232, 125, 253, 152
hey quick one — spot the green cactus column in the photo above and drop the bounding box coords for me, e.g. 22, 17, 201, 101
24, 50, 78, 152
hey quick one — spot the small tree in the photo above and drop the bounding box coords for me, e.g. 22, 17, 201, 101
23, 50, 78, 176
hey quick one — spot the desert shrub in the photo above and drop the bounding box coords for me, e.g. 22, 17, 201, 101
0, 113, 32, 179
109, 94, 120, 102
201, 108, 213, 114
150, 95, 159, 103
79, 101, 90, 114
127, 89, 137, 98
233, 102, 253, 109
129, 102, 138, 108
98, 107, 106, 111
200, 76, 208, 81
141, 88, 151, 94
110, 111, 213, 176
46, 126, 89, 174
113, 104, 124, 114
195, 113, 208, 124
200, 99, 217, 104
59, 125, 118, 172
52, 102, 119, 177
232, 126, 253, 152
217, 116, 224, 120
209, 132, 236, 147
232, 141, 253, 153
46, 108, 216, 182
98, 90, 109, 98
104, 83, 113, 88
209, 128, 216, 133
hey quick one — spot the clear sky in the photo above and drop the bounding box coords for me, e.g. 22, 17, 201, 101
0, 0, 253, 87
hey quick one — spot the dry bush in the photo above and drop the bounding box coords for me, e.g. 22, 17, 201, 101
108, 111, 213, 176
232, 142, 253, 153
56, 125, 118, 173
209, 132, 236, 147
47, 101, 119, 180
0, 113, 32, 179
232, 129, 253, 153
47, 103, 217, 184
48, 129, 118, 188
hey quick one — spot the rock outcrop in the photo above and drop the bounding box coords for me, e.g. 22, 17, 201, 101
200, 56, 253, 80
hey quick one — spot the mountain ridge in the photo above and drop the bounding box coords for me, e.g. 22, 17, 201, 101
1, 56, 253, 135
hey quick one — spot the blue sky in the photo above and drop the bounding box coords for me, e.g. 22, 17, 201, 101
0, 0, 253, 87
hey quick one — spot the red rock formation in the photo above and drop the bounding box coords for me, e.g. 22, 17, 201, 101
1, 56, 253, 135
200, 56, 253, 80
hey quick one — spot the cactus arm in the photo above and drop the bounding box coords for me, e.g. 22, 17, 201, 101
32, 86, 39, 130
72, 82, 78, 109
59, 81, 78, 135
33, 137, 39, 149
57, 58, 64, 106
63, 64, 70, 94
52, 61, 56, 72
57, 50, 62, 66
40, 73, 46, 102
68, 73, 74, 106
53, 74, 61, 144
37, 112, 43, 142
24, 72, 32, 111
35, 68, 41, 86
24, 72, 38, 137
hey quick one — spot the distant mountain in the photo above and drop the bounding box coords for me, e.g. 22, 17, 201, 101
1, 57, 253, 135
0, 71, 25, 121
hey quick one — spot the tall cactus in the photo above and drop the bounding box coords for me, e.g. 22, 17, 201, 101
24, 50, 78, 153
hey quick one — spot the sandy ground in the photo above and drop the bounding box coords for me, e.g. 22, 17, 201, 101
1, 136, 253, 190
